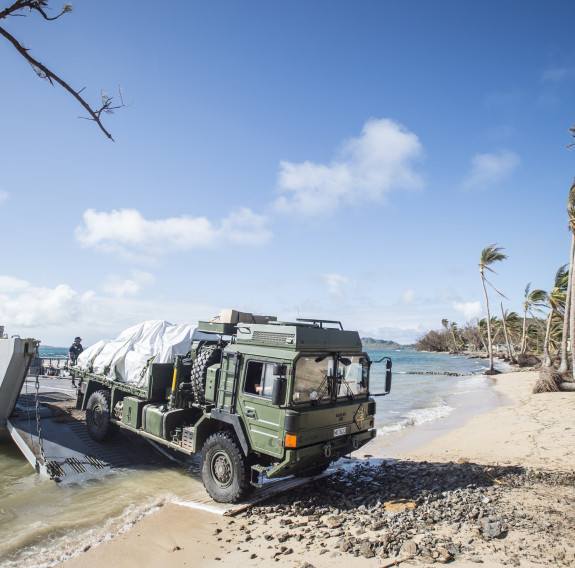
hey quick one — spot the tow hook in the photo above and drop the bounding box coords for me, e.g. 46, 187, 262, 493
352, 435, 359, 450
323, 442, 332, 458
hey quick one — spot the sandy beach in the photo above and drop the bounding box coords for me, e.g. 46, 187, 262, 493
58, 369, 575, 568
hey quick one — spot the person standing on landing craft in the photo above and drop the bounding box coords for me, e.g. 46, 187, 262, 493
69, 336, 83, 387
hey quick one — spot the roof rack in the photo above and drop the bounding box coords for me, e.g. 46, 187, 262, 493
296, 318, 343, 331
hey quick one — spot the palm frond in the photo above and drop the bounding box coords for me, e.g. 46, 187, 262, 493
480, 244, 508, 270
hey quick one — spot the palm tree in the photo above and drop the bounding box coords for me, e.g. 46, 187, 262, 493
520, 284, 548, 354
564, 179, 575, 373
500, 304, 520, 363
478, 318, 489, 353
542, 264, 568, 367
441, 318, 459, 352
479, 244, 507, 374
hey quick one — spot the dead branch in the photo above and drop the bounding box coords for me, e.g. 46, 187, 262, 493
1, 1, 122, 140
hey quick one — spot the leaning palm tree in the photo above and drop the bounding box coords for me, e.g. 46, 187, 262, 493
479, 244, 508, 373
542, 264, 568, 367
477, 318, 489, 353
441, 318, 459, 352
500, 304, 520, 363
565, 179, 575, 373
520, 283, 548, 354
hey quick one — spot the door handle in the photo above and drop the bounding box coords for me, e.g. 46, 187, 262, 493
245, 409, 256, 418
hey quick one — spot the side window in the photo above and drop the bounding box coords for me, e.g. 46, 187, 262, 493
243, 361, 274, 398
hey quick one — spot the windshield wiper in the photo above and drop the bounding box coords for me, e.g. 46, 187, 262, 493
312, 374, 331, 405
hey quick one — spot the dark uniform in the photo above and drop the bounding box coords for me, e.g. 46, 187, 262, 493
69, 337, 83, 386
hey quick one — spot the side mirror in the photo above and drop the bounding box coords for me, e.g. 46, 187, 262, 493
273, 363, 287, 376
384, 358, 392, 395
271, 376, 286, 406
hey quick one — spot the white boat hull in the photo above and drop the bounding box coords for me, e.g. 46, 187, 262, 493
0, 337, 39, 428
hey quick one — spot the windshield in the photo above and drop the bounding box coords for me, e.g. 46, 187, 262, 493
292, 354, 368, 404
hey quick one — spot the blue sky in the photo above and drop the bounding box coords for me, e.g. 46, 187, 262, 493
1, 0, 574, 347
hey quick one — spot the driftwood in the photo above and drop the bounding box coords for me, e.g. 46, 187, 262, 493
533, 367, 575, 393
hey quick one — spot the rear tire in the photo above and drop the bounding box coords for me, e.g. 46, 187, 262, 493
86, 390, 118, 442
201, 431, 251, 503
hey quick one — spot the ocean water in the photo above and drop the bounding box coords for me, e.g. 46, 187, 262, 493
0, 347, 505, 567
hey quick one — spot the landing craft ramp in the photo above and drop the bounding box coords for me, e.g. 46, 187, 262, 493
7, 376, 340, 510
8, 377, 172, 483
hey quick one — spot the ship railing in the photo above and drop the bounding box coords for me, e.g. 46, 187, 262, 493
28, 356, 71, 378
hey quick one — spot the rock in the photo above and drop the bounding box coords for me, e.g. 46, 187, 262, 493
400, 539, 418, 556
277, 532, 291, 543
480, 520, 504, 539
435, 547, 452, 563
324, 515, 344, 528
384, 499, 417, 513
517, 353, 540, 367
359, 541, 375, 558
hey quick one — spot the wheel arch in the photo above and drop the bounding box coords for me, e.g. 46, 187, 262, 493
209, 409, 250, 456
195, 412, 250, 457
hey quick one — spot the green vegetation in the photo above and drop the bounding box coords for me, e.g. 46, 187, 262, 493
361, 338, 412, 350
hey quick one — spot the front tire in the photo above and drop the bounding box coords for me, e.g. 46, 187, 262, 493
86, 389, 118, 442
201, 431, 251, 503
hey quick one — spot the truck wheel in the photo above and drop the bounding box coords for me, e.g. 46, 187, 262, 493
190, 347, 221, 404
201, 431, 251, 503
86, 390, 118, 442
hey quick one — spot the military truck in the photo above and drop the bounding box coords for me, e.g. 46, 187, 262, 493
72, 315, 392, 503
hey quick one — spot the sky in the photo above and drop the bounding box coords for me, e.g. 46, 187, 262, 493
0, 0, 574, 347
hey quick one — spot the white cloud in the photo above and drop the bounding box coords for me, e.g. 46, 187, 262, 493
461, 150, 520, 190
0, 279, 81, 327
400, 289, 416, 304
453, 301, 483, 320
0, 275, 222, 346
0, 190, 9, 204
102, 270, 155, 298
324, 273, 355, 297
0, 275, 29, 293
75, 207, 272, 258
273, 118, 424, 216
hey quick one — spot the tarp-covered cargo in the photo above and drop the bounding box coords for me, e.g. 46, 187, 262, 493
76, 320, 196, 387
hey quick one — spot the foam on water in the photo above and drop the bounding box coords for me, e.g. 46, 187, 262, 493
377, 400, 455, 435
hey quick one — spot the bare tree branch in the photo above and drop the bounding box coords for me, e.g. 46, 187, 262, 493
1, 1, 123, 140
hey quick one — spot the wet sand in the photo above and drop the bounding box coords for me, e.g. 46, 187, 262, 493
58, 369, 575, 568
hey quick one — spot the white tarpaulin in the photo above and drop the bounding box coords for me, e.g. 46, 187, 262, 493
76, 320, 196, 387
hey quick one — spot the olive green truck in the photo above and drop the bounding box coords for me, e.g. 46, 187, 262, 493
72, 316, 392, 503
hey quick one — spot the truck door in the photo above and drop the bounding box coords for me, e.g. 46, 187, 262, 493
238, 359, 284, 457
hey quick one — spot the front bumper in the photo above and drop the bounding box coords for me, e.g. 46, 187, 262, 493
266, 428, 376, 479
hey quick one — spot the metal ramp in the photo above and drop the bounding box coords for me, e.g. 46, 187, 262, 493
7, 380, 174, 484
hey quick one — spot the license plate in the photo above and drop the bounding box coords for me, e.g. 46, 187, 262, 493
334, 427, 346, 437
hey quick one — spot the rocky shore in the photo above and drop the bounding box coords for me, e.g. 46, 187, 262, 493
232, 460, 575, 566
59, 369, 575, 568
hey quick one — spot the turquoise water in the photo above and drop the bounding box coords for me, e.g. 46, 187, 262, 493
367, 348, 504, 433
0, 347, 504, 567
